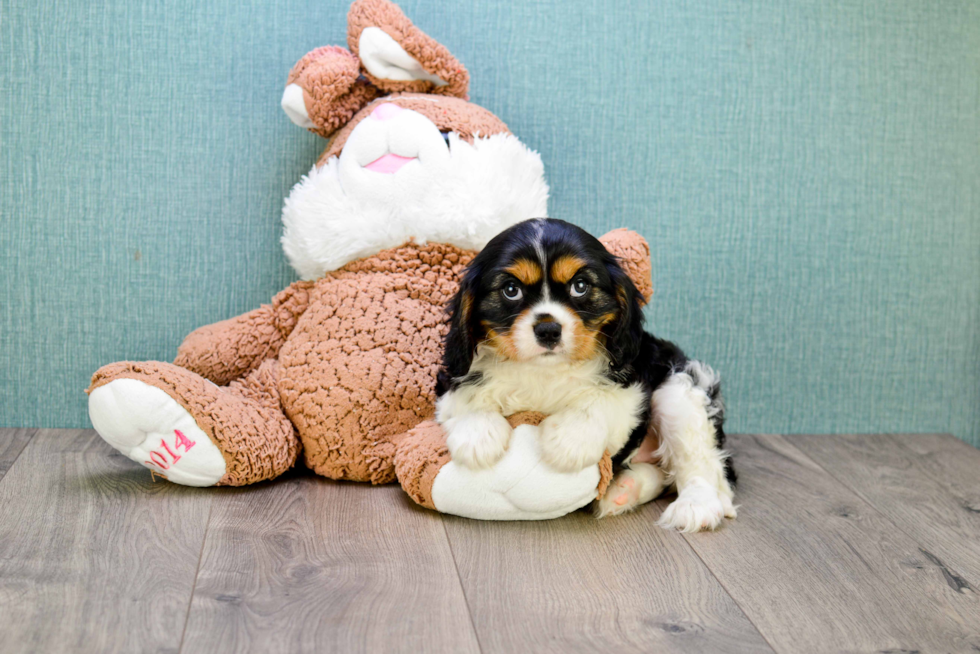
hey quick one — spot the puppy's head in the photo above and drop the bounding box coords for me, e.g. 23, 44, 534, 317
442, 218, 645, 383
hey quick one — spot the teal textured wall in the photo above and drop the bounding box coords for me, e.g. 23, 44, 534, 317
1, 1, 978, 445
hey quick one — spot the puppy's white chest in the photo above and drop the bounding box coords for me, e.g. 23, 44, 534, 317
467, 359, 625, 415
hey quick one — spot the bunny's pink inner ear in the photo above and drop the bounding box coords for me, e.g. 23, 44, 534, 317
346, 0, 470, 99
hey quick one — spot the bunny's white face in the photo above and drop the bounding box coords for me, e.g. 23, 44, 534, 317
339, 102, 451, 190
278, 0, 549, 280
281, 96, 549, 280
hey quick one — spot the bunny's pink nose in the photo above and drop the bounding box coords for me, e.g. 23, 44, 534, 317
371, 103, 403, 121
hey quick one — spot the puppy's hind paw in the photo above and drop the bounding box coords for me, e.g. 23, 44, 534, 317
721, 491, 738, 519
657, 477, 727, 532
595, 463, 667, 518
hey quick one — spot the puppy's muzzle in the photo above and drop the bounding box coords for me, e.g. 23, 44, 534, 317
533, 316, 562, 350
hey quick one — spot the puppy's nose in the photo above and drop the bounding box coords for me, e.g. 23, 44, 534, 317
371, 103, 403, 121
533, 319, 562, 349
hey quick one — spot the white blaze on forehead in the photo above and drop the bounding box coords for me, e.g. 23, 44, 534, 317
531, 301, 578, 325
531, 218, 550, 301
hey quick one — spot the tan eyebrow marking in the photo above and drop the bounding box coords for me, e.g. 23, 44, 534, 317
550, 255, 586, 284
505, 259, 542, 285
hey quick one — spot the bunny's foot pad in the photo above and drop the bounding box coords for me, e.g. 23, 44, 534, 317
89, 378, 227, 487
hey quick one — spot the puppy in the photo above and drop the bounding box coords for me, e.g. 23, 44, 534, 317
435, 218, 736, 531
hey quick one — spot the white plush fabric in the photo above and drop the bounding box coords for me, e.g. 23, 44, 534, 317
280, 83, 315, 129
358, 27, 447, 86
88, 379, 226, 487
281, 106, 549, 279
430, 424, 600, 520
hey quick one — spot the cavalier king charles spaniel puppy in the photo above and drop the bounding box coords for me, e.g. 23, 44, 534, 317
435, 218, 736, 531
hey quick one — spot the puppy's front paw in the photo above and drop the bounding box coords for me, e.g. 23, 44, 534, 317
444, 412, 512, 469
540, 411, 607, 472
657, 477, 727, 532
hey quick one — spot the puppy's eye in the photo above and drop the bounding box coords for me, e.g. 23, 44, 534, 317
569, 278, 590, 298
501, 282, 523, 301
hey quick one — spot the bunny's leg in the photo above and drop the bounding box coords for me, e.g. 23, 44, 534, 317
88, 359, 300, 486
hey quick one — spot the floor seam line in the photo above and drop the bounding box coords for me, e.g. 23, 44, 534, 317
654, 495, 780, 653
680, 538, 779, 652
177, 495, 214, 654
442, 518, 485, 654
0, 428, 38, 486
788, 434, 980, 589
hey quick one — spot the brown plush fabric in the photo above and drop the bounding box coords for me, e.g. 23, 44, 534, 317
90, 231, 651, 495
284, 0, 494, 159
87, 359, 301, 486
277, 241, 474, 483
174, 280, 314, 387
393, 420, 451, 510
347, 0, 469, 100
596, 452, 614, 499
506, 411, 545, 428
286, 45, 381, 138
319, 93, 510, 166
599, 228, 653, 304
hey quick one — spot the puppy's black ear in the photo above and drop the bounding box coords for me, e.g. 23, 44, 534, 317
603, 262, 645, 371
437, 265, 480, 395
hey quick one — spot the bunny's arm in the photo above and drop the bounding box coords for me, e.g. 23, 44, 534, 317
599, 229, 654, 303
173, 281, 315, 386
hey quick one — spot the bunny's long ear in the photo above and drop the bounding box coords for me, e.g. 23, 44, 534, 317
282, 45, 380, 138
347, 0, 469, 99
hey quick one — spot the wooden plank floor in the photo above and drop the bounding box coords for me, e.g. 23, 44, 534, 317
1, 429, 979, 653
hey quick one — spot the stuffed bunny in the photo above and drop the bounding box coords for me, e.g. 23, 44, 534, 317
87, 0, 654, 520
